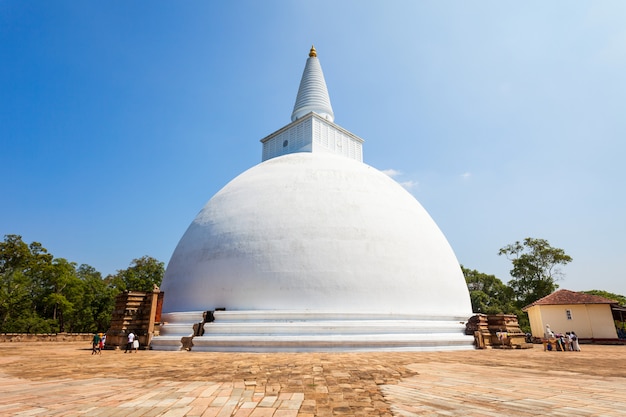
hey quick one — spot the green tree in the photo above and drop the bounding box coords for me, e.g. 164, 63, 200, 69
74, 264, 117, 332
23, 241, 55, 324
42, 258, 84, 332
0, 234, 33, 272
0, 269, 32, 330
109, 255, 164, 292
498, 237, 572, 308
462, 266, 516, 314
0, 235, 55, 332
582, 290, 626, 307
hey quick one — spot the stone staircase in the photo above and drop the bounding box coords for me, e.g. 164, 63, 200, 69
151, 310, 474, 352
106, 290, 163, 349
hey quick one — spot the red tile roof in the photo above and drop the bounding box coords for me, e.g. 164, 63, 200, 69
523, 289, 618, 311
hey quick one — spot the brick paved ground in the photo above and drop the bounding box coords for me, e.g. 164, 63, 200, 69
0, 342, 625, 416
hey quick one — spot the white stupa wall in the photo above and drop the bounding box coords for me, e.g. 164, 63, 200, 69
161, 152, 472, 319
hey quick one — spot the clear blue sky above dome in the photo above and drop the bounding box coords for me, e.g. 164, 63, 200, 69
1, 1, 625, 296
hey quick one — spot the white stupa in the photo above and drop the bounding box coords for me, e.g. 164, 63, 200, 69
152, 46, 474, 352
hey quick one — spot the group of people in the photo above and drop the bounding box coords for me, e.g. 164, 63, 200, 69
544, 325, 581, 351
91, 331, 140, 353
91, 332, 106, 354
124, 331, 140, 353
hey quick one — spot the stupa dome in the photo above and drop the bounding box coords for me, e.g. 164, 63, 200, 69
161, 152, 471, 318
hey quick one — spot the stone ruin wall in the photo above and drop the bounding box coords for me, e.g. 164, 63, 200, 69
466, 313, 533, 349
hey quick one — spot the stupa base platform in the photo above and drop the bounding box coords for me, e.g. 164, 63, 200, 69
151, 310, 474, 352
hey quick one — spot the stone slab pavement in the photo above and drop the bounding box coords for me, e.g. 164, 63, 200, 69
0, 343, 625, 416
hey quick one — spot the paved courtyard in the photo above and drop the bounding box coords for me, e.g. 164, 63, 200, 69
0, 342, 625, 416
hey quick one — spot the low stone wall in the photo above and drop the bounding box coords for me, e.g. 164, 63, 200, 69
0, 333, 93, 343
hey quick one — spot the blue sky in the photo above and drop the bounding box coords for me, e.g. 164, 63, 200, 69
2, 1, 625, 296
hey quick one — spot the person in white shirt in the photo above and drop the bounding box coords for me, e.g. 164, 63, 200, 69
125, 331, 135, 353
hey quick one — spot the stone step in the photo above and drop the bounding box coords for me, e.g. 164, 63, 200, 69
201, 320, 465, 335
191, 333, 474, 352
158, 324, 195, 336
213, 310, 470, 322
161, 311, 205, 323
150, 336, 188, 351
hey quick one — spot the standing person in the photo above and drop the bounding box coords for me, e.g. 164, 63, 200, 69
133, 336, 139, 353
571, 331, 581, 351
125, 331, 135, 353
99, 333, 106, 351
544, 324, 556, 351
92, 333, 101, 355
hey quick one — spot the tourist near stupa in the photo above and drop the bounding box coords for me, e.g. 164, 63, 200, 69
151, 46, 474, 352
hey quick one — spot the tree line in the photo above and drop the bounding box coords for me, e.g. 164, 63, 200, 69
0, 234, 163, 334
2, 234, 623, 334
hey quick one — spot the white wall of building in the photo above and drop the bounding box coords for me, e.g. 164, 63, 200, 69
527, 304, 618, 339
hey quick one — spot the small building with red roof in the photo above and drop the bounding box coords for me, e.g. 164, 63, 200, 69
523, 289, 620, 341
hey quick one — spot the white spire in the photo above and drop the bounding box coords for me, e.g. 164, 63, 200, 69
291, 45, 335, 122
